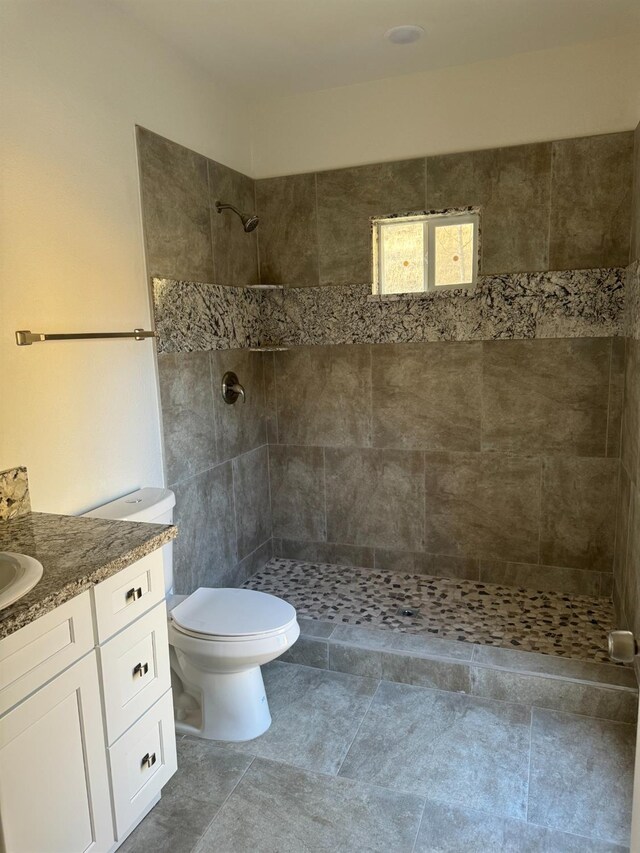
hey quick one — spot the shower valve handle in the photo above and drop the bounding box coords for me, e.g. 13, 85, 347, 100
221, 371, 246, 404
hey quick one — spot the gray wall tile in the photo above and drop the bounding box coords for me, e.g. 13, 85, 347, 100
316, 159, 425, 285
269, 445, 326, 541
632, 121, 640, 263
262, 352, 278, 444
374, 548, 480, 580
549, 132, 633, 270
232, 539, 273, 588
158, 352, 217, 485
233, 445, 271, 559
172, 463, 237, 593
621, 338, 640, 483
329, 643, 382, 679
540, 457, 618, 571
208, 159, 258, 286
627, 486, 640, 639
137, 126, 213, 282
273, 539, 375, 568
314, 542, 375, 568
481, 338, 610, 456
479, 559, 603, 598
379, 652, 471, 692
255, 173, 319, 286
607, 336, 626, 458
281, 636, 329, 669
372, 342, 482, 451
471, 644, 636, 688
274, 345, 371, 446
425, 451, 541, 562
427, 142, 552, 273
325, 447, 425, 550
210, 349, 266, 461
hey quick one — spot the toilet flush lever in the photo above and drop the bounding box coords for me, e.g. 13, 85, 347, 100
221, 371, 246, 404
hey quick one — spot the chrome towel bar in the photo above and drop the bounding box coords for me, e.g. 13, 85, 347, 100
15, 328, 156, 346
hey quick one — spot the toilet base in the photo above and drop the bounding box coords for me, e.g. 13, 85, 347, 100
173, 664, 272, 742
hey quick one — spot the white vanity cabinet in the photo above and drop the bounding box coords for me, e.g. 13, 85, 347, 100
0, 549, 176, 852
0, 595, 113, 853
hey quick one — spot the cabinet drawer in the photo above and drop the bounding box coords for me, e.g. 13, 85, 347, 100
0, 591, 94, 715
108, 689, 177, 839
99, 602, 170, 744
92, 549, 164, 642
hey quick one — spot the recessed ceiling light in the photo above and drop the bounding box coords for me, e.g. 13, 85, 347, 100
384, 25, 425, 45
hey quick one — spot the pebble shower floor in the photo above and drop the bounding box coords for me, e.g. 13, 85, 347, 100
244, 558, 615, 663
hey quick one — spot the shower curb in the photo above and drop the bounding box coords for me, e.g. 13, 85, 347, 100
281, 619, 638, 724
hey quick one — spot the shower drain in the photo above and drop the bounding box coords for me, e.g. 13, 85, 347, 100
396, 606, 421, 618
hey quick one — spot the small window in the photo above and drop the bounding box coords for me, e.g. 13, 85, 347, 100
372, 209, 479, 296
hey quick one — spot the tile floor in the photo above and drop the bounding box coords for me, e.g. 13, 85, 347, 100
244, 558, 616, 662
122, 661, 634, 853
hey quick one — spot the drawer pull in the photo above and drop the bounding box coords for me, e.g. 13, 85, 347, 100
126, 587, 143, 603
133, 662, 149, 678
141, 752, 157, 769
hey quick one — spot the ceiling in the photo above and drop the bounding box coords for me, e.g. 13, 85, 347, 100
111, 0, 640, 98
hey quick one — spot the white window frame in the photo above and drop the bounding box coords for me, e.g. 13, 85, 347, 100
372, 210, 479, 297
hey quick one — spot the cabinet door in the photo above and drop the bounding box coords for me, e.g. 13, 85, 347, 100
0, 653, 113, 853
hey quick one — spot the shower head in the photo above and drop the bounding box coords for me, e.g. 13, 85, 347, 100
215, 201, 259, 232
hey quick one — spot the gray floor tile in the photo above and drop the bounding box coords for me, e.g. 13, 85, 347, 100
119, 813, 202, 853
120, 738, 255, 849
227, 662, 379, 774
339, 680, 531, 819
162, 738, 254, 827
414, 799, 628, 852
528, 708, 635, 845
195, 756, 425, 853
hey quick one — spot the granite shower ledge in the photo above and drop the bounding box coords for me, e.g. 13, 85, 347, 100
152, 267, 625, 353
0, 512, 177, 639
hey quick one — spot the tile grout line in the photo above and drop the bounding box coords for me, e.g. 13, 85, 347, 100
536, 456, 543, 566
604, 336, 613, 458
322, 446, 328, 542
524, 707, 534, 823
334, 679, 383, 778
192, 754, 258, 850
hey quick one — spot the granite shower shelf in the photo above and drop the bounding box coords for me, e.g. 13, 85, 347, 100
249, 346, 289, 352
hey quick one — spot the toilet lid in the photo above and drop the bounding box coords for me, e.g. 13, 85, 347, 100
170, 587, 297, 638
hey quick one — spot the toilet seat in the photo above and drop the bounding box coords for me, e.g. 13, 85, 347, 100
170, 587, 297, 641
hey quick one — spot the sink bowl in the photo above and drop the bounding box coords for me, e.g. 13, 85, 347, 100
0, 552, 44, 610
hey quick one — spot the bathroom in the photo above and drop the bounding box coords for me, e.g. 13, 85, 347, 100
1, 1, 640, 850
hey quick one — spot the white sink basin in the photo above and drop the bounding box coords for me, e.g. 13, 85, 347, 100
0, 552, 44, 610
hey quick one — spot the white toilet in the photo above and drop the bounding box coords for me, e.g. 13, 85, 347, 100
84, 487, 299, 742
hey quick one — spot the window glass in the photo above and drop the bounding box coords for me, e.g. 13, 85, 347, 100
373, 210, 478, 296
380, 221, 424, 294
433, 222, 475, 287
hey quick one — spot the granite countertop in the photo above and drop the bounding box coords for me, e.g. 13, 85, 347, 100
0, 512, 177, 639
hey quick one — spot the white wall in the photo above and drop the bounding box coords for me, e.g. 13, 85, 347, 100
0, 1, 253, 514
1, 3, 639, 517
250, 35, 640, 177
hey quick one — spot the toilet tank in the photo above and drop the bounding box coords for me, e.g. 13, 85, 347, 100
83, 488, 176, 594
